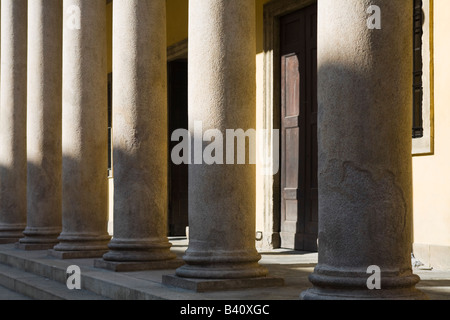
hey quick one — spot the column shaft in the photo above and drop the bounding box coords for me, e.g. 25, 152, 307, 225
0, 0, 28, 243
18, 0, 63, 250
301, 0, 426, 300
175, 0, 267, 279
52, 0, 110, 258
99, 0, 178, 268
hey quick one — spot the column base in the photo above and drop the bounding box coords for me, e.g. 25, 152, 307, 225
176, 247, 270, 279
96, 238, 183, 271
17, 227, 61, 250
0, 224, 26, 244
301, 287, 428, 300
162, 274, 284, 293
94, 258, 185, 272
175, 263, 270, 280
301, 265, 428, 300
102, 238, 177, 262
50, 232, 111, 259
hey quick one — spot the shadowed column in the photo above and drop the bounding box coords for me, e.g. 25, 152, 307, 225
0, 0, 27, 244
301, 0, 427, 300
51, 0, 110, 259
18, 0, 63, 250
95, 0, 182, 272
163, 0, 283, 291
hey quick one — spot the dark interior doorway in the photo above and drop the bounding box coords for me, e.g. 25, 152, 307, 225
168, 59, 189, 237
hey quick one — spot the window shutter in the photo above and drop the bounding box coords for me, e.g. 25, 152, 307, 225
413, 0, 424, 139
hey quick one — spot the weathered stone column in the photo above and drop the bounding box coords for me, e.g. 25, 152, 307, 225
163, 0, 282, 291
51, 0, 110, 258
0, 0, 27, 244
17, 0, 63, 250
301, 0, 426, 300
95, 0, 181, 272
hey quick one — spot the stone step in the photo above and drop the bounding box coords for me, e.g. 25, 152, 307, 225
0, 263, 108, 300
0, 283, 32, 300
0, 244, 190, 300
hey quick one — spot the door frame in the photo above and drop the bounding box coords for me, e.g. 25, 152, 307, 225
261, 0, 317, 250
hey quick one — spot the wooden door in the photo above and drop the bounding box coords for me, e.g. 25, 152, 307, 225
168, 60, 189, 237
280, 4, 318, 251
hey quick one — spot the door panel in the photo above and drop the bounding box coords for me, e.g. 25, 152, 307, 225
280, 4, 318, 251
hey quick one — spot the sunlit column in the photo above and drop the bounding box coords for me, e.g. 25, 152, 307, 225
301, 0, 427, 300
51, 0, 110, 258
163, 0, 283, 290
96, 0, 181, 271
18, 0, 63, 250
0, 0, 28, 244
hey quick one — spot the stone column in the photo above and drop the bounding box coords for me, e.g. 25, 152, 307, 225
0, 0, 27, 244
301, 0, 426, 300
95, 0, 181, 272
51, 0, 110, 258
17, 0, 63, 250
163, 0, 282, 291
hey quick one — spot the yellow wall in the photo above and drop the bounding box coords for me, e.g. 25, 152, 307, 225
167, 0, 189, 47
107, 2, 112, 73
413, 0, 450, 247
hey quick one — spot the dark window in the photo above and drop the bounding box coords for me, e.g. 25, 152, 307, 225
413, 0, 424, 139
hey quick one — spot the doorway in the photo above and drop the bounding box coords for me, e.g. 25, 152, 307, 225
168, 59, 189, 237
279, 3, 318, 251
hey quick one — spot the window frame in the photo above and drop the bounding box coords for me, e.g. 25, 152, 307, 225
412, 0, 434, 156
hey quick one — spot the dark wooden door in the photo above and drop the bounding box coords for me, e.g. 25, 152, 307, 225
280, 4, 318, 251
168, 60, 189, 237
